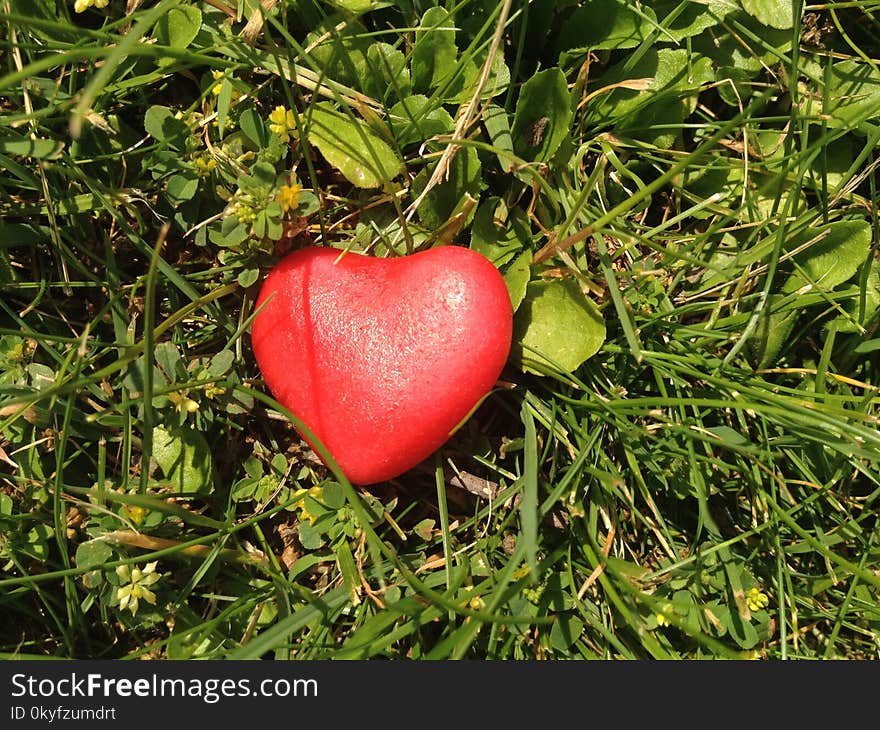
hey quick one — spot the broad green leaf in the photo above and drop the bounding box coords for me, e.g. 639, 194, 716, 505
153, 341, 181, 382
823, 60, 880, 129
152, 425, 214, 494
727, 601, 760, 649
413, 518, 434, 541
783, 219, 872, 293
593, 48, 714, 120
0, 222, 48, 246
411, 7, 458, 94
589, 49, 713, 145
154, 5, 202, 48
411, 144, 482, 230
237, 267, 260, 288
749, 295, 798, 369
216, 76, 232, 136
268, 204, 283, 231
443, 49, 510, 104
705, 426, 753, 449
306, 102, 403, 189
252, 212, 267, 239
606, 556, 651, 580
482, 103, 513, 171
122, 358, 166, 397
75, 538, 112, 569
672, 589, 696, 615
511, 68, 572, 163
298, 190, 320, 217
11, 0, 77, 42
166, 173, 199, 202
231, 476, 259, 502
16, 441, 47, 482
513, 278, 606, 375
244, 455, 263, 480
255, 475, 281, 503
270, 453, 288, 477
470, 198, 532, 311
23, 524, 53, 562
239, 108, 268, 149
853, 337, 880, 354
208, 349, 235, 377
387, 96, 453, 148
470, 196, 526, 267
694, 13, 791, 73
810, 136, 856, 194
744, 222, 868, 366
835, 260, 880, 334
557, 0, 656, 52
0, 135, 63, 159
716, 66, 757, 106
352, 208, 433, 256
147, 151, 184, 180
322, 482, 346, 509
297, 521, 326, 550
143, 105, 189, 146
683, 157, 804, 225
250, 161, 277, 187
334, 541, 362, 606
752, 170, 808, 221
652, 0, 737, 41
322, 0, 391, 13
81, 569, 103, 590
740, 0, 796, 29
304, 22, 370, 88
503, 250, 532, 313
210, 218, 249, 248
363, 42, 411, 101
480, 50, 510, 100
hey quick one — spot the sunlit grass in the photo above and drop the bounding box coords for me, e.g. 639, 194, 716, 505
1, 0, 879, 660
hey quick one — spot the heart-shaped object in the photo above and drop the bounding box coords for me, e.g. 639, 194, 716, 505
251, 245, 513, 485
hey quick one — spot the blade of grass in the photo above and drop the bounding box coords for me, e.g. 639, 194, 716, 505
520, 399, 539, 578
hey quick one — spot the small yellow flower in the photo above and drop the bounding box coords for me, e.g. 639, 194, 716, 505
292, 486, 323, 525
74, 0, 108, 12
655, 603, 674, 627
268, 105, 298, 143
8, 342, 23, 361
276, 183, 302, 213
122, 504, 149, 526
746, 587, 770, 612
169, 391, 199, 413
116, 561, 162, 616
211, 71, 243, 102
193, 156, 217, 178
203, 383, 226, 399
175, 110, 205, 129
211, 69, 226, 96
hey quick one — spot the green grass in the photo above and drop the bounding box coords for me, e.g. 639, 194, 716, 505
2, 0, 880, 660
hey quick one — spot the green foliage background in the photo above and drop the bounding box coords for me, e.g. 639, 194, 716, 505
2, 0, 880, 659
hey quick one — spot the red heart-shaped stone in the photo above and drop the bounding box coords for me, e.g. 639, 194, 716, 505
251, 245, 513, 485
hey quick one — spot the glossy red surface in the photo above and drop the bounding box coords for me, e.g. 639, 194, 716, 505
251, 246, 513, 484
